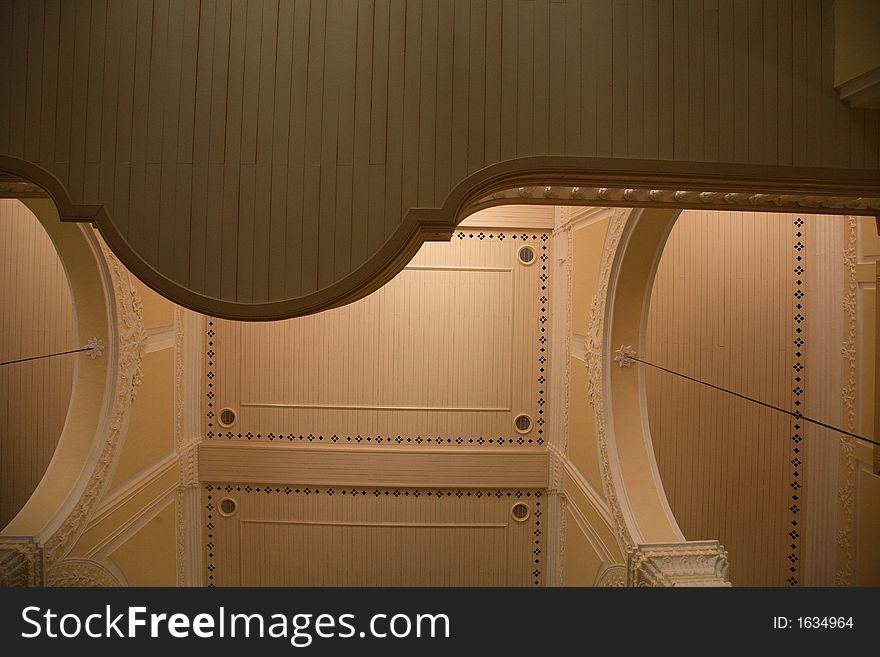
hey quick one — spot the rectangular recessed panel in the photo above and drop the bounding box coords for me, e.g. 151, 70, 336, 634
240, 267, 513, 410
209, 230, 551, 444
241, 521, 507, 586
204, 483, 543, 587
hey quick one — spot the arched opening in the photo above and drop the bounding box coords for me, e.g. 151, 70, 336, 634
0, 200, 78, 530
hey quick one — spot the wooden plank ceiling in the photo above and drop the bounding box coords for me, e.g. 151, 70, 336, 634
0, 1, 878, 319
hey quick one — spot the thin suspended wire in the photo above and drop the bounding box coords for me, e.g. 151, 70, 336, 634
631, 356, 879, 448
0, 346, 91, 367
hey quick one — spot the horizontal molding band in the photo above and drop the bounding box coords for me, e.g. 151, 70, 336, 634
199, 443, 549, 489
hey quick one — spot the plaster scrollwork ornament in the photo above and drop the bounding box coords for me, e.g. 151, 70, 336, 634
627, 541, 731, 587
46, 559, 122, 587
584, 209, 634, 553
42, 241, 147, 567
0, 538, 44, 586
557, 496, 567, 586
836, 217, 858, 586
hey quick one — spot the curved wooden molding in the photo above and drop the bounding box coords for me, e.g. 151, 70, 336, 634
2, 154, 878, 321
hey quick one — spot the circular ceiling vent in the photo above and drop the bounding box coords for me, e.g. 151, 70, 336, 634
514, 413, 532, 434
511, 502, 530, 522
218, 407, 237, 427
219, 497, 238, 517
517, 245, 536, 265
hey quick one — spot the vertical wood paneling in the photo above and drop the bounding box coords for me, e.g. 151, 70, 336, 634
2, 0, 879, 312
592, 0, 612, 156
563, 0, 581, 155
205, 484, 543, 586
656, 0, 674, 159
468, 0, 487, 174
24, 0, 44, 163
211, 220, 549, 445
0, 0, 12, 154
645, 209, 839, 587
0, 201, 76, 530
626, 0, 643, 159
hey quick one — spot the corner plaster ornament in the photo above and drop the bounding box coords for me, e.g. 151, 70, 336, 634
595, 564, 627, 587
42, 242, 146, 566
627, 541, 731, 587
47, 559, 121, 587
584, 209, 635, 553
613, 345, 636, 368
85, 337, 104, 359
0, 538, 43, 586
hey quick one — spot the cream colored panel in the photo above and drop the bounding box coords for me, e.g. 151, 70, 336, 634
109, 349, 175, 490
568, 357, 603, 496
645, 210, 838, 587
0, 199, 75, 529
204, 483, 543, 587
856, 468, 880, 585
563, 507, 604, 586
210, 230, 550, 445
109, 500, 177, 586
2, 1, 876, 316
858, 217, 880, 260
459, 204, 555, 230
571, 218, 609, 336
199, 443, 548, 489
130, 277, 174, 330
72, 459, 177, 559
242, 268, 512, 410
563, 476, 621, 562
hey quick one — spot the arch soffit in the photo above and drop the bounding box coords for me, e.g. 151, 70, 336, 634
0, 154, 878, 321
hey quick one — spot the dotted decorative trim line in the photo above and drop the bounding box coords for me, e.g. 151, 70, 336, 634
787, 217, 805, 587
203, 485, 543, 587
206, 320, 215, 433
206, 231, 551, 448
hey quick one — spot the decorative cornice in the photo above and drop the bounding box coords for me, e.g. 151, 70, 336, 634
627, 541, 731, 587
585, 209, 634, 553
43, 242, 147, 565
0, 180, 47, 198
46, 558, 122, 587
0, 537, 44, 587
473, 185, 880, 216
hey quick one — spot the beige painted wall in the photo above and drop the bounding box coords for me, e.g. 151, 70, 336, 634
109, 500, 177, 586
108, 349, 175, 491
131, 278, 174, 330
563, 507, 604, 586
0, 200, 76, 529
568, 358, 602, 495
834, 0, 880, 85
571, 218, 608, 336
